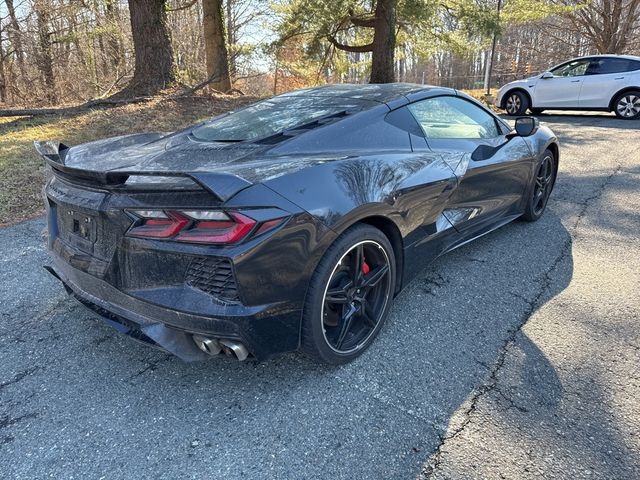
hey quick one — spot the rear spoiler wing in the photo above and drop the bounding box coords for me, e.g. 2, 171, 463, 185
34, 141, 252, 202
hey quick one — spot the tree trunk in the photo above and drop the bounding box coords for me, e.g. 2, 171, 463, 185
203, 0, 232, 91
324, 0, 397, 83
5, 0, 26, 80
0, 36, 7, 103
34, 1, 56, 103
369, 0, 396, 83
126, 0, 175, 95
226, 0, 237, 79
105, 0, 125, 72
90, 0, 110, 80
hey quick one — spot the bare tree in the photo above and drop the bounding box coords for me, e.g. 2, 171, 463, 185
0, 31, 7, 103
224, 0, 271, 80
33, 1, 56, 103
203, 0, 232, 91
560, 0, 640, 53
5, 0, 26, 80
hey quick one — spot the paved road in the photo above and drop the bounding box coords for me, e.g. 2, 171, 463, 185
1, 112, 638, 479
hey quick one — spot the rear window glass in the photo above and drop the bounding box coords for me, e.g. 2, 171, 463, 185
627, 59, 640, 71
191, 96, 369, 142
587, 58, 637, 75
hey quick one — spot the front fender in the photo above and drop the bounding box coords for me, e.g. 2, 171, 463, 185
526, 125, 560, 163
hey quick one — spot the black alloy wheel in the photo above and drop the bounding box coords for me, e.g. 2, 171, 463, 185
321, 240, 391, 353
522, 149, 556, 221
302, 225, 396, 364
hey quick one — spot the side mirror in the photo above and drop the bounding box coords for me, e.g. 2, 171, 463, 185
512, 117, 539, 137
541, 71, 554, 79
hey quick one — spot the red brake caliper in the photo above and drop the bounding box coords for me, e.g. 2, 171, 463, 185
363, 258, 370, 275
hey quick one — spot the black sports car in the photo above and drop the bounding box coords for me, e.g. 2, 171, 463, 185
37, 84, 559, 364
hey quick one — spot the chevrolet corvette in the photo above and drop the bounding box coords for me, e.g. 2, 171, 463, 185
37, 84, 559, 364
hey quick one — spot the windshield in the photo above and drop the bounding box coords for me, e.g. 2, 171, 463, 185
191, 96, 371, 142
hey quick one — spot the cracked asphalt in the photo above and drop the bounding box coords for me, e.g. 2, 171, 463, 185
1, 113, 639, 479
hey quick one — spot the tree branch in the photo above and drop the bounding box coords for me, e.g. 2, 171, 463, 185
348, 8, 376, 28
326, 35, 373, 53
167, 0, 198, 12
0, 97, 154, 117
178, 72, 227, 96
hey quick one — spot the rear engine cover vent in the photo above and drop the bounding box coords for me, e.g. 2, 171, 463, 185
185, 257, 240, 304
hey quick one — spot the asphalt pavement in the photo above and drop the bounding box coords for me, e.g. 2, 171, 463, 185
0, 112, 638, 479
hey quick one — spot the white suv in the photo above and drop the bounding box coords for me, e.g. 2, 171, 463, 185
497, 55, 640, 119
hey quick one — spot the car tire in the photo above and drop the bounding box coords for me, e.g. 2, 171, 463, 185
613, 91, 640, 119
521, 149, 557, 222
530, 108, 544, 115
504, 91, 529, 116
301, 224, 396, 365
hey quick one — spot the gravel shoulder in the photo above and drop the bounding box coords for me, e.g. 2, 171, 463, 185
1, 112, 638, 479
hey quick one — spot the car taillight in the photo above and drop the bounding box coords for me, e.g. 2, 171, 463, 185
127, 209, 285, 244
176, 212, 255, 244
127, 210, 189, 238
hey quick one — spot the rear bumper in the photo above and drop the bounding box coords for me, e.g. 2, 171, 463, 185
46, 254, 302, 362
42, 174, 337, 362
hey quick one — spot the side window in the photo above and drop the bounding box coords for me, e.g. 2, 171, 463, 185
407, 96, 500, 140
551, 59, 590, 77
628, 60, 640, 72
586, 58, 633, 75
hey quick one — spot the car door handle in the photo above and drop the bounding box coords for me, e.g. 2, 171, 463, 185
615, 77, 625, 80
571, 80, 581, 83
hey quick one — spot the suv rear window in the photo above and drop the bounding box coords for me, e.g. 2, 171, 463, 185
587, 58, 640, 74
628, 59, 640, 72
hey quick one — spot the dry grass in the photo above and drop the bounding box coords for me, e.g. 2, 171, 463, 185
460, 88, 501, 111
461, 88, 498, 98
0, 93, 254, 226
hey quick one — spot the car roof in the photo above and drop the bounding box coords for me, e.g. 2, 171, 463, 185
279, 83, 454, 104
569, 54, 640, 61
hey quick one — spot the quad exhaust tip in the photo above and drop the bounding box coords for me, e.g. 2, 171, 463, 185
192, 335, 249, 361
192, 335, 222, 356
219, 339, 250, 361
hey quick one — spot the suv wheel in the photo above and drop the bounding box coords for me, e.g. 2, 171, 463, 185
613, 91, 640, 119
504, 91, 529, 116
